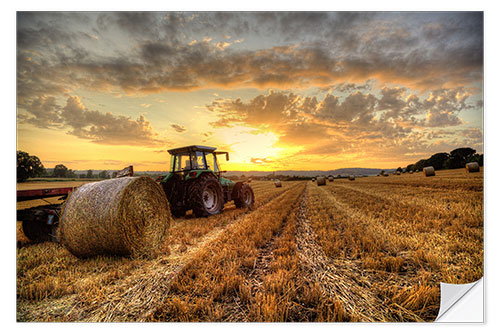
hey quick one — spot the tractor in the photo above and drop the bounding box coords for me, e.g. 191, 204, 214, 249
159, 145, 254, 218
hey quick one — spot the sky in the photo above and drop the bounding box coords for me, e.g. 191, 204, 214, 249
16, 11, 484, 171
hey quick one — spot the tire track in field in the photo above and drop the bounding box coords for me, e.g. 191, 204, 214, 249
235, 185, 305, 301
296, 184, 425, 322
217, 183, 307, 322
69, 183, 303, 322
295, 187, 392, 322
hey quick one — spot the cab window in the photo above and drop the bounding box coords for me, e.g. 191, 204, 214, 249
193, 151, 207, 169
174, 153, 191, 172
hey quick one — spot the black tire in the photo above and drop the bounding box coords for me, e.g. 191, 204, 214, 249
22, 218, 53, 242
188, 176, 224, 217
234, 183, 255, 209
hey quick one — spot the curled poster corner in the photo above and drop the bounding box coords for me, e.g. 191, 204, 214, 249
435, 277, 484, 322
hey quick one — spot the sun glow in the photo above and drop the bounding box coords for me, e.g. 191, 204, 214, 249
214, 126, 286, 171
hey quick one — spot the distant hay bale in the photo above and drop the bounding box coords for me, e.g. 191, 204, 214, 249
349, 175, 355, 181
274, 179, 282, 187
423, 166, 435, 177
383, 173, 389, 177
311, 177, 316, 182
59, 176, 171, 258
396, 171, 401, 175
328, 175, 334, 182
466, 162, 480, 173
316, 176, 326, 186
409, 170, 414, 174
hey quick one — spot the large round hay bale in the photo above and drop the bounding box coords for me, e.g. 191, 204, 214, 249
396, 171, 401, 175
328, 175, 334, 182
409, 170, 414, 174
316, 176, 326, 186
349, 175, 355, 181
466, 162, 480, 173
59, 176, 171, 258
423, 166, 435, 177
274, 179, 282, 187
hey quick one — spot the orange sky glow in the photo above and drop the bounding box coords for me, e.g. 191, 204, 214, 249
17, 12, 483, 171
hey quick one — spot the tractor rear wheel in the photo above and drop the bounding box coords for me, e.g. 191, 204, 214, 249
234, 183, 255, 209
189, 176, 224, 217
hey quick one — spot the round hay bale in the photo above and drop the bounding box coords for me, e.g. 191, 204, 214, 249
59, 176, 171, 258
466, 162, 480, 173
316, 176, 326, 186
348, 175, 355, 181
311, 177, 316, 182
423, 166, 435, 177
396, 171, 401, 175
409, 170, 414, 174
328, 175, 334, 182
274, 179, 282, 187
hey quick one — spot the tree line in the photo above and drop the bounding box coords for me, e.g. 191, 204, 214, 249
17, 150, 111, 182
393, 147, 483, 173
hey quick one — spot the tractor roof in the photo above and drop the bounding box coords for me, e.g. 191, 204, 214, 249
167, 145, 217, 155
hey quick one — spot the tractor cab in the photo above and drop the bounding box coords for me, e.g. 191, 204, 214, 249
160, 145, 254, 218
167, 145, 228, 179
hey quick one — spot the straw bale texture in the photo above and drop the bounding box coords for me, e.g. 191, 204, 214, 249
466, 162, 480, 173
59, 176, 171, 258
316, 176, 326, 186
274, 179, 282, 187
423, 166, 435, 177
328, 176, 334, 182
349, 175, 355, 181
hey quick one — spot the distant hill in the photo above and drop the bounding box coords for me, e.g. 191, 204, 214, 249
224, 168, 394, 177
44, 167, 394, 177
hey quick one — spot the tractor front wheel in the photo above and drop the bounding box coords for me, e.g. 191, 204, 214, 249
189, 176, 224, 217
234, 183, 255, 209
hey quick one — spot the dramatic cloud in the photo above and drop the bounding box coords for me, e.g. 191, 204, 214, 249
17, 12, 483, 103
16, 12, 483, 169
19, 96, 164, 147
207, 87, 481, 157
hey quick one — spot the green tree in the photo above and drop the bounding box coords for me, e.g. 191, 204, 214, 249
17, 150, 45, 182
448, 147, 476, 169
67, 169, 77, 178
406, 164, 415, 172
427, 153, 450, 170
53, 164, 68, 177
98, 170, 109, 179
414, 159, 428, 171
468, 153, 484, 166
86, 169, 93, 178
396, 166, 403, 173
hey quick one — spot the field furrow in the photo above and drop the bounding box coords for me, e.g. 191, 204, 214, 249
146, 182, 306, 321
307, 183, 442, 321
322, 183, 483, 284
295, 189, 397, 322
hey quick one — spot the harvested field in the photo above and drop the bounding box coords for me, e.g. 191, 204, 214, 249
17, 171, 483, 322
